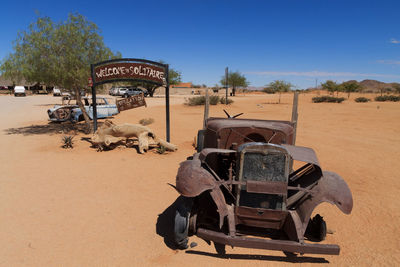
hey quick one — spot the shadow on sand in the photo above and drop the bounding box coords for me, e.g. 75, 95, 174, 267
185, 250, 329, 263
156, 196, 186, 250
4, 121, 105, 136
156, 196, 329, 264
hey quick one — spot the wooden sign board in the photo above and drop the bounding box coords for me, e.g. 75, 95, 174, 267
116, 93, 147, 112
94, 62, 165, 85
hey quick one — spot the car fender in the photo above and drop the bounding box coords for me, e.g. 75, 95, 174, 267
293, 171, 353, 236
175, 155, 229, 228
176, 156, 216, 197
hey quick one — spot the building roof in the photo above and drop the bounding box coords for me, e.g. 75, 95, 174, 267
172, 82, 192, 88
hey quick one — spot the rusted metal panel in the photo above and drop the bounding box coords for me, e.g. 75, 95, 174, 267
292, 171, 353, 236
175, 158, 216, 197
235, 206, 288, 229
199, 148, 236, 162
197, 228, 340, 255
283, 210, 304, 242
203, 118, 295, 149
94, 62, 165, 85
116, 93, 147, 112
282, 144, 320, 168
246, 181, 287, 194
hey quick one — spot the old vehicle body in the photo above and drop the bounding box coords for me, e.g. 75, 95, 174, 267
173, 106, 353, 256
47, 97, 119, 122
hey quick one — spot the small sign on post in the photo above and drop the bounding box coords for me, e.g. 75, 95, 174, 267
88, 77, 93, 87
116, 93, 147, 112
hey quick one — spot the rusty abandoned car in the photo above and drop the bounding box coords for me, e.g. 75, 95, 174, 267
173, 100, 353, 256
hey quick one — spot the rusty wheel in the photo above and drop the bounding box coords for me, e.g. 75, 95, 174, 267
56, 108, 72, 121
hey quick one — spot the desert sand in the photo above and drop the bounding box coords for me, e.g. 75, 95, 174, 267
0, 92, 399, 266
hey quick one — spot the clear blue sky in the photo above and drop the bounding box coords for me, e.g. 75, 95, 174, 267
1, 0, 400, 88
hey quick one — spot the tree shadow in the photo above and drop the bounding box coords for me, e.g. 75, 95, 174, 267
185, 250, 329, 263
4, 121, 104, 136
156, 195, 186, 250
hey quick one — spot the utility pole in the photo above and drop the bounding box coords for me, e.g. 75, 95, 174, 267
225, 67, 228, 104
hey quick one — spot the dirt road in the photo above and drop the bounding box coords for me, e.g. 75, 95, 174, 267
0, 93, 399, 266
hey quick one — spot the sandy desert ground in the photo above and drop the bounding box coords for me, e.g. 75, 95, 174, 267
0, 92, 399, 266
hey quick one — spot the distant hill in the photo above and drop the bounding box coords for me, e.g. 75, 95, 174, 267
342, 79, 399, 93
357, 79, 400, 92
307, 79, 400, 93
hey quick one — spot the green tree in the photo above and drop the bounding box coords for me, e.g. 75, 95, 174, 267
220, 71, 249, 96
137, 62, 181, 97
321, 80, 340, 96
0, 13, 120, 131
341, 81, 361, 98
263, 80, 293, 103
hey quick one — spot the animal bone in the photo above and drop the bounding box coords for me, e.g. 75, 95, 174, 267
91, 120, 177, 153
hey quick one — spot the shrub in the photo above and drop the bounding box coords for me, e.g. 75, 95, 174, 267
375, 95, 400, 102
355, 97, 371, 103
185, 95, 221, 106
263, 87, 276, 94
219, 97, 234, 105
61, 135, 74, 149
312, 96, 345, 103
185, 96, 205, 106
156, 145, 166, 154
139, 118, 154, 125
209, 95, 220, 105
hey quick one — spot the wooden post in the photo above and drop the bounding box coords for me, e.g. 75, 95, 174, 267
203, 88, 210, 129
165, 64, 170, 142
291, 92, 299, 145
225, 67, 229, 104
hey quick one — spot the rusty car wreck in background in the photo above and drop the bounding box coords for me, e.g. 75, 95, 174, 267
173, 94, 353, 256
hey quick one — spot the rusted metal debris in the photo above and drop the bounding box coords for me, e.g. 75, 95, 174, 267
172, 110, 353, 256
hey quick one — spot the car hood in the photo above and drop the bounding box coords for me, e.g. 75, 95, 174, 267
48, 104, 78, 112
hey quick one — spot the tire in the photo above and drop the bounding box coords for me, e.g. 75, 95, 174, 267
196, 130, 205, 152
305, 214, 327, 241
174, 197, 193, 249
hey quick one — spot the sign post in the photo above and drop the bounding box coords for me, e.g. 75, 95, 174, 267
90, 64, 98, 132
165, 64, 170, 142
225, 67, 229, 105
90, 58, 170, 141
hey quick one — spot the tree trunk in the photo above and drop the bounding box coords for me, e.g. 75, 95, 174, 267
74, 88, 92, 133
232, 86, 236, 96
145, 84, 157, 97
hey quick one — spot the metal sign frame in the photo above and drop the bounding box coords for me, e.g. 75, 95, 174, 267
90, 58, 170, 141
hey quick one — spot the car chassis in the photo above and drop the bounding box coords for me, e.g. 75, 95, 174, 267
173, 96, 353, 256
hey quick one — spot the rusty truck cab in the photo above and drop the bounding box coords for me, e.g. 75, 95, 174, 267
199, 118, 295, 151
